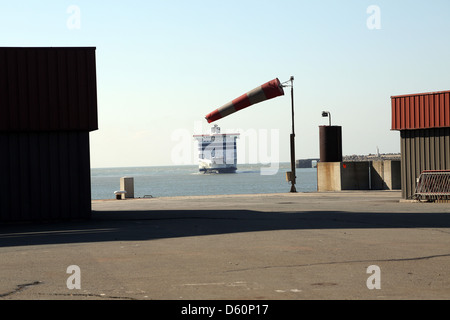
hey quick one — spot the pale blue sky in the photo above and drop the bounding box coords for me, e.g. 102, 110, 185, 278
1, 1, 450, 167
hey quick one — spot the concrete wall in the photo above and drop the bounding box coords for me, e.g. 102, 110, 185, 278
317, 162, 342, 192
341, 162, 371, 190
371, 160, 401, 191
317, 160, 401, 192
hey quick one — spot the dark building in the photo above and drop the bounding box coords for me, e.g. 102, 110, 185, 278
391, 90, 450, 199
0, 47, 98, 222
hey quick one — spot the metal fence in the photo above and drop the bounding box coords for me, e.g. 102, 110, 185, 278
414, 170, 450, 201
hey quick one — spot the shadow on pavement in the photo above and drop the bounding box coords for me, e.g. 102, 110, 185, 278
1, 209, 450, 248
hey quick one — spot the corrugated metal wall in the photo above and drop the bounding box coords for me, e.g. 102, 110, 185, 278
0, 132, 91, 222
400, 128, 450, 199
392, 90, 450, 199
392, 90, 450, 131
0, 47, 98, 132
0, 47, 97, 222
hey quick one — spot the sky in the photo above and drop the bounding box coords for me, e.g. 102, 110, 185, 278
1, 1, 450, 168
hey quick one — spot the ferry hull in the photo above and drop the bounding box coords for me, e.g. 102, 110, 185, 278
199, 166, 237, 174
194, 125, 239, 174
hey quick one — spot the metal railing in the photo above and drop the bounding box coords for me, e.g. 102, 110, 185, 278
414, 170, 450, 201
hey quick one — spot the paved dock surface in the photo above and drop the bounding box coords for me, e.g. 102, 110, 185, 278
0, 191, 449, 300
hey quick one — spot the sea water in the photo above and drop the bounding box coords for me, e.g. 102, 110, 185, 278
91, 163, 317, 200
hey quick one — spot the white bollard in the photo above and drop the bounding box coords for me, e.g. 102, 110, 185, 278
114, 190, 127, 200
120, 177, 134, 199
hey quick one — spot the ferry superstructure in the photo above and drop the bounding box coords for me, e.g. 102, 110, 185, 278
193, 125, 240, 173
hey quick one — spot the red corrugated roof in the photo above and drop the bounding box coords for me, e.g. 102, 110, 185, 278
391, 90, 450, 130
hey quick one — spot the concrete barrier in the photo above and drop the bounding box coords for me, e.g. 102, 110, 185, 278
317, 162, 342, 191
317, 160, 401, 192
120, 177, 135, 199
371, 160, 401, 190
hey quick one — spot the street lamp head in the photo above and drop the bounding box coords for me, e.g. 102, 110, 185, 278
322, 111, 331, 126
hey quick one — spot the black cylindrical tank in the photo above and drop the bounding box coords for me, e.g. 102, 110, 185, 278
319, 126, 342, 162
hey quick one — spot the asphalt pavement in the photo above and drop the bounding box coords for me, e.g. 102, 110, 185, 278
0, 191, 449, 301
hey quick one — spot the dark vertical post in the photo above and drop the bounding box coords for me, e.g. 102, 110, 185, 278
290, 76, 297, 193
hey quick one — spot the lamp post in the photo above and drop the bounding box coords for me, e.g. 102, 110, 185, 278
282, 76, 296, 193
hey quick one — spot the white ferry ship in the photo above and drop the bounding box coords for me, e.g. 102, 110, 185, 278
193, 125, 240, 173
